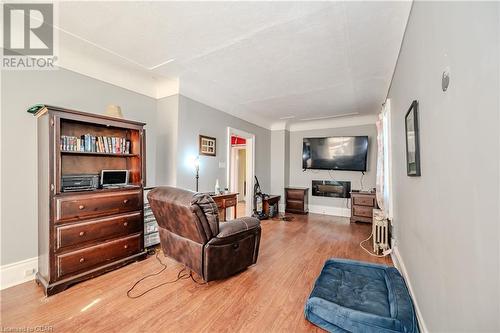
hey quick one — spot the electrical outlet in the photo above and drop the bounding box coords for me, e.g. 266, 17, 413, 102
24, 268, 35, 277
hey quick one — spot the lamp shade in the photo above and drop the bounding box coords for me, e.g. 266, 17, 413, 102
105, 105, 123, 118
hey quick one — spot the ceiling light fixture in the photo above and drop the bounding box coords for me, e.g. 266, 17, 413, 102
279, 115, 296, 120
299, 112, 359, 121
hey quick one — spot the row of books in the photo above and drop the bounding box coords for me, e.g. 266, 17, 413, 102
60, 135, 131, 154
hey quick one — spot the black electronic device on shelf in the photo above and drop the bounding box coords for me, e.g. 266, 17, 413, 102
61, 174, 99, 192
101, 169, 129, 188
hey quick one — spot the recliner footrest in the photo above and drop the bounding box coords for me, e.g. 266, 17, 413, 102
204, 225, 261, 281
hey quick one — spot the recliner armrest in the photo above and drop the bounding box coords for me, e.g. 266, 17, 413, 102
208, 217, 260, 245
217, 217, 260, 238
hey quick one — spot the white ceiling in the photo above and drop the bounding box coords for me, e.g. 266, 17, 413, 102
57, 1, 411, 129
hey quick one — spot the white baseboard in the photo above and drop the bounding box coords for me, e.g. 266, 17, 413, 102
0, 257, 38, 290
391, 246, 428, 333
308, 204, 351, 217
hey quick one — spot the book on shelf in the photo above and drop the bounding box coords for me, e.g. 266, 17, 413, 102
60, 135, 131, 154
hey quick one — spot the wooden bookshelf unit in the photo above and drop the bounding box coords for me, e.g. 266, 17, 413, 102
32, 105, 147, 295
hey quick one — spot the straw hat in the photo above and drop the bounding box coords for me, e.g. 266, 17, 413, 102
105, 105, 124, 118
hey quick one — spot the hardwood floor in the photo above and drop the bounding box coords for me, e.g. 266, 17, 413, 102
0, 213, 391, 332
236, 201, 246, 217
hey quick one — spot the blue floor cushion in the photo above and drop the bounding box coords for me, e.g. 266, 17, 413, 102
305, 259, 419, 333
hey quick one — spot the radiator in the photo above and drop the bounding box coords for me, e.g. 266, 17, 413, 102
372, 209, 390, 254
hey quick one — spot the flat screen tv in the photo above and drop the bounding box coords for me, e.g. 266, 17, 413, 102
302, 136, 368, 171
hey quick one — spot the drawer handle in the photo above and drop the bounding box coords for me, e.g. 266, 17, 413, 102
79, 205, 85, 210
123, 222, 128, 227
79, 257, 85, 263
123, 244, 128, 249
123, 199, 129, 204
79, 231, 85, 237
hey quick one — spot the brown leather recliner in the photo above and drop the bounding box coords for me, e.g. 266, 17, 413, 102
147, 186, 261, 282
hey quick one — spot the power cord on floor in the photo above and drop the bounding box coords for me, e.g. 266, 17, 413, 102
189, 271, 206, 285
359, 233, 390, 258
126, 249, 205, 299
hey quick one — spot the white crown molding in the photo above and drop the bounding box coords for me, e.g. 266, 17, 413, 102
0, 257, 38, 290
57, 39, 159, 98
270, 121, 289, 131
156, 77, 180, 99
286, 114, 378, 132
270, 114, 377, 132
391, 246, 429, 333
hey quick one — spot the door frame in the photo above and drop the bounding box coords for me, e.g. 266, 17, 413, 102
227, 127, 255, 217
230, 145, 246, 201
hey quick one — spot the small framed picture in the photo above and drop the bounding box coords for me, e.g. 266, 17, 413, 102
199, 135, 216, 156
405, 100, 421, 176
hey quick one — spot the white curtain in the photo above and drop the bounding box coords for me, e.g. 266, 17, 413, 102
376, 100, 392, 219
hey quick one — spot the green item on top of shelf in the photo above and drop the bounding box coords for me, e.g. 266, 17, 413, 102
26, 104, 46, 115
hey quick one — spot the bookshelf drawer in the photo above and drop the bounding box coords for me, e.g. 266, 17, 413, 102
55, 190, 142, 222
56, 234, 142, 278
56, 212, 142, 250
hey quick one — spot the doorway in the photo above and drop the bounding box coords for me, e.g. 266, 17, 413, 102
231, 138, 247, 216
227, 127, 255, 217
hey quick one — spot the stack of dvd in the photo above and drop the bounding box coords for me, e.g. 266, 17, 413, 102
143, 190, 160, 247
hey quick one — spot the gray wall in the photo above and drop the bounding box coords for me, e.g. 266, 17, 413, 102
1, 69, 158, 265
284, 130, 290, 188
388, 2, 499, 331
156, 95, 179, 186
270, 130, 287, 200
176, 95, 271, 194
288, 124, 377, 213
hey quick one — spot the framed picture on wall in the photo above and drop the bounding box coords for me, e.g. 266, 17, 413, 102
199, 135, 216, 156
405, 100, 421, 176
